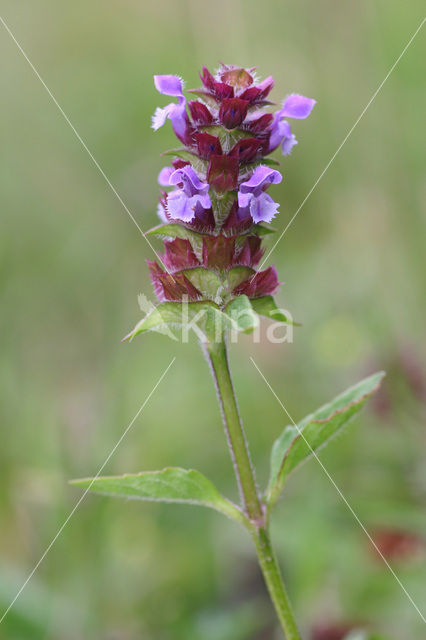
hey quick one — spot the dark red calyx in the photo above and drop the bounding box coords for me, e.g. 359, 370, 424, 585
219, 98, 249, 129
239, 87, 262, 102
207, 155, 239, 192
222, 201, 252, 233
148, 261, 201, 302
199, 66, 216, 91
188, 100, 213, 125
202, 235, 235, 270
172, 159, 190, 170
245, 112, 274, 133
256, 77, 275, 100
163, 238, 200, 272
185, 207, 216, 232
233, 265, 279, 298
200, 67, 234, 99
229, 137, 262, 163
233, 236, 263, 268
195, 132, 223, 159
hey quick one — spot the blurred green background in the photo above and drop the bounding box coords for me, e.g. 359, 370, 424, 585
1, 1, 425, 638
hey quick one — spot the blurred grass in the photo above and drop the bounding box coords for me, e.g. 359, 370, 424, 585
0, 0, 425, 638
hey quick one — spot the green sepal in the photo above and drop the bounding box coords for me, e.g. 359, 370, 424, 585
225, 295, 259, 334
250, 296, 299, 325
70, 467, 247, 525
266, 372, 385, 509
210, 191, 237, 227
162, 149, 208, 174
227, 266, 254, 291
180, 267, 223, 300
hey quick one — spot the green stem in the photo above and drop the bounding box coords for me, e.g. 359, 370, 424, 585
252, 527, 301, 640
203, 337, 302, 639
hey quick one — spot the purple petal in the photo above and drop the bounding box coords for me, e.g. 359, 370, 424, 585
280, 121, 298, 155
170, 165, 209, 196
268, 113, 283, 152
197, 193, 212, 209
280, 94, 316, 119
237, 190, 252, 209
158, 166, 174, 186
168, 103, 190, 141
152, 104, 174, 130
167, 191, 196, 222
154, 75, 184, 98
281, 134, 297, 155
239, 165, 282, 195
268, 118, 299, 155
152, 75, 188, 140
249, 193, 279, 224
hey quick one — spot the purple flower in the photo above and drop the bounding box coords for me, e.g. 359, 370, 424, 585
238, 165, 282, 223
167, 165, 211, 222
280, 94, 316, 119
268, 93, 316, 155
152, 75, 191, 144
269, 119, 298, 156
158, 166, 174, 186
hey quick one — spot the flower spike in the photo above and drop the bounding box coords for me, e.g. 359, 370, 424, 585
149, 64, 316, 303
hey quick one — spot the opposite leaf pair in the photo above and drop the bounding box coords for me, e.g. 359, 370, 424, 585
72, 371, 384, 528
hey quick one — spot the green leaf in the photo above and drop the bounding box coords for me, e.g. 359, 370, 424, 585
225, 295, 259, 334
71, 467, 246, 524
252, 224, 276, 236
122, 300, 227, 343
266, 372, 385, 508
162, 149, 208, 174
260, 157, 281, 167
146, 223, 204, 241
250, 296, 298, 325
146, 224, 205, 260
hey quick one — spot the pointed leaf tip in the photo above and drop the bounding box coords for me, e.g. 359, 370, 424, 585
71, 467, 247, 524
266, 371, 385, 509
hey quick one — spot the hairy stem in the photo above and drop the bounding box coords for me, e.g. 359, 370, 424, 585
251, 527, 301, 640
203, 337, 302, 639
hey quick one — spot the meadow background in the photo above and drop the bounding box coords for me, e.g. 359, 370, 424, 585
0, 1, 425, 638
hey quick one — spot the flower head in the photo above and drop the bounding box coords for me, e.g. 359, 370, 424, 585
148, 64, 316, 305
